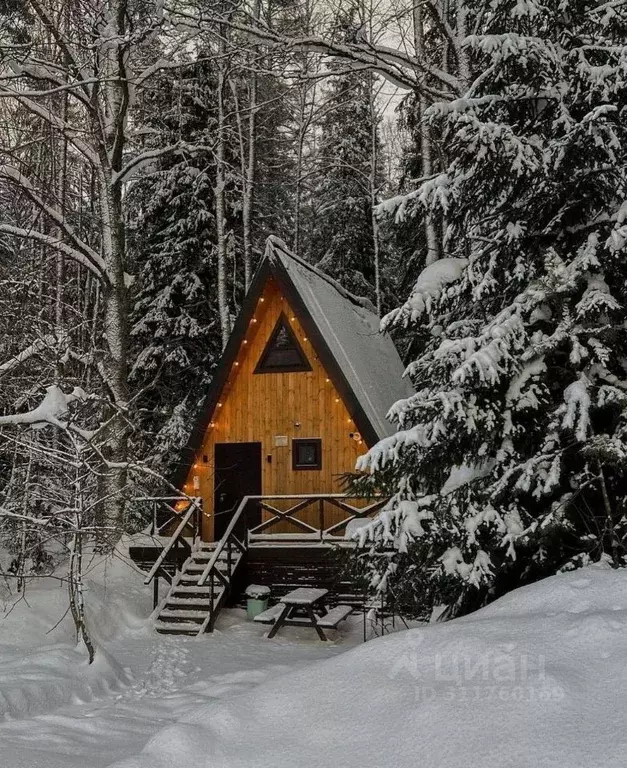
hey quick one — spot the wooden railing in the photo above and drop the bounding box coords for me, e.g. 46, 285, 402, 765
248, 494, 387, 541
196, 496, 250, 632
198, 493, 384, 588
141, 497, 202, 608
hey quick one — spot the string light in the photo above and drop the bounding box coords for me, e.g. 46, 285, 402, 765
243, 339, 248, 345
252, 318, 257, 323
325, 378, 330, 383
260, 298, 265, 302
217, 402, 223, 408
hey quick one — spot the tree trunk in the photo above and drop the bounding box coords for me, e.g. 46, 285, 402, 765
215, 31, 231, 349
368, 71, 382, 316
413, 0, 439, 265
242, 0, 260, 291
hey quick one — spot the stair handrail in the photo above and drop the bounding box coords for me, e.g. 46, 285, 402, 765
197, 495, 250, 586
144, 498, 201, 585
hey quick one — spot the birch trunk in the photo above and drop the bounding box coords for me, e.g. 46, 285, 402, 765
95, 0, 132, 532
413, 0, 439, 265
293, 84, 307, 256
367, 71, 382, 316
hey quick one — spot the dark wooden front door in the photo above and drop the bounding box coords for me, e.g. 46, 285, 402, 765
214, 442, 262, 541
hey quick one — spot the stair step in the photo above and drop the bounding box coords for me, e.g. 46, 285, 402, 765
184, 561, 237, 574
152, 541, 245, 635
154, 621, 202, 635
159, 610, 207, 622
193, 550, 231, 561
171, 585, 225, 595
166, 597, 213, 607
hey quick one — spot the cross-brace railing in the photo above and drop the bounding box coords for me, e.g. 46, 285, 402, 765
247, 494, 387, 541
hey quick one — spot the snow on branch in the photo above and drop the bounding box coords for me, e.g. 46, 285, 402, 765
0, 225, 104, 278
113, 143, 186, 185
382, 258, 468, 328
0, 334, 64, 379
0, 166, 105, 274
0, 93, 100, 167
0, 385, 87, 431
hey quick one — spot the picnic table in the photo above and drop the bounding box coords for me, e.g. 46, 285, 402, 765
254, 587, 352, 641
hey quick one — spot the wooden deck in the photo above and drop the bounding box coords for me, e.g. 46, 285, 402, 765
129, 494, 385, 635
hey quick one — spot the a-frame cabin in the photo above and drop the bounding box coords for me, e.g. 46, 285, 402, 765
175, 236, 412, 541
139, 237, 413, 634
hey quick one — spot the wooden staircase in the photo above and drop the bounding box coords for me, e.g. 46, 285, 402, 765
154, 544, 246, 636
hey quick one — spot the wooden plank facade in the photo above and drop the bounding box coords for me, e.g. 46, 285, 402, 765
181, 277, 366, 540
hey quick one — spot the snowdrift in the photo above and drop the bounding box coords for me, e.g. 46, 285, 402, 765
112, 566, 627, 768
0, 542, 151, 719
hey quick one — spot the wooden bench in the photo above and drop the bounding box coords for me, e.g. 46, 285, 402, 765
254, 600, 352, 636
316, 604, 352, 629
254, 604, 284, 624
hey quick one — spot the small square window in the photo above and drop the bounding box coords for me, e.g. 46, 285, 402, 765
292, 438, 322, 470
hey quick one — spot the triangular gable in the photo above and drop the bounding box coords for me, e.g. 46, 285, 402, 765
172, 238, 412, 490
254, 313, 311, 374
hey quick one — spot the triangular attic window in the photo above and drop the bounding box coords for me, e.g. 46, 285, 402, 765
254, 313, 311, 374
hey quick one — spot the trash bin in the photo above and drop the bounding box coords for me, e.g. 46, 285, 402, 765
245, 584, 271, 620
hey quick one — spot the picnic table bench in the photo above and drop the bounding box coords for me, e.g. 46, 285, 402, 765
254, 588, 352, 641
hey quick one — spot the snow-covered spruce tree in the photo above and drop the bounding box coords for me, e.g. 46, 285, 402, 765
355, 1, 627, 619
128, 63, 224, 477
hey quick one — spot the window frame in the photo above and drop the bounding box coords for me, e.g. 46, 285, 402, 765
292, 438, 322, 471
254, 313, 312, 375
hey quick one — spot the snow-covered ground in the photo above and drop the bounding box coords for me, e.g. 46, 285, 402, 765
112, 565, 627, 768
0, 545, 362, 768
3, 550, 627, 768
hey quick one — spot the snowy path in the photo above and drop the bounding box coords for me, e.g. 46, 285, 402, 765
1, 612, 360, 768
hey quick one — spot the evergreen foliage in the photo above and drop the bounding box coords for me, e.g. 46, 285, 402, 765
309, 70, 382, 303
357, 0, 627, 618
128, 63, 224, 475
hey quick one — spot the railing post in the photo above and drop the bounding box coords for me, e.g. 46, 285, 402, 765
319, 499, 324, 541
227, 539, 232, 576
209, 572, 215, 631
152, 501, 157, 535
153, 574, 159, 610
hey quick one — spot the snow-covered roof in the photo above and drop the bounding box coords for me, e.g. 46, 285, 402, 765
266, 237, 413, 441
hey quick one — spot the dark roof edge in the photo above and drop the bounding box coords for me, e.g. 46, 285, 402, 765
267, 240, 380, 448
